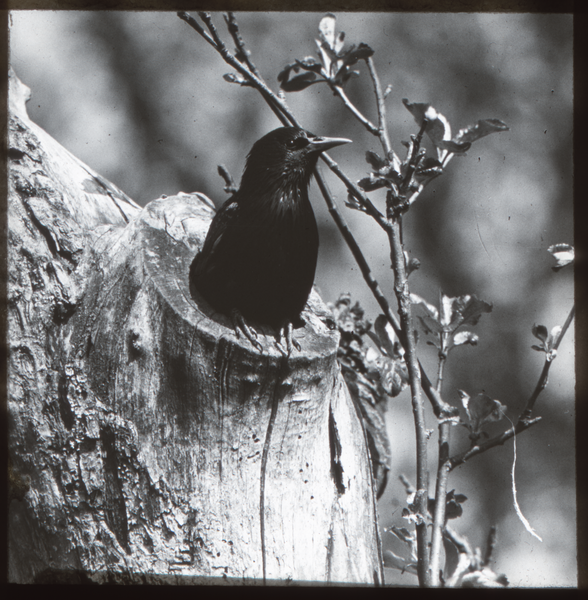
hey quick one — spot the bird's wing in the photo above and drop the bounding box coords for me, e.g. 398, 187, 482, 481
195, 198, 240, 275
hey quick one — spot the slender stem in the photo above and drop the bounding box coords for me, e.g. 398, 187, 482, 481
429, 348, 450, 586
520, 304, 575, 421
319, 153, 388, 230
217, 164, 238, 194
313, 168, 396, 318
449, 416, 542, 470
436, 350, 447, 394
400, 124, 427, 198
332, 84, 380, 135
482, 525, 498, 566
388, 217, 430, 586
429, 425, 450, 586
225, 12, 262, 79
449, 303, 574, 470
179, 11, 296, 128
366, 56, 395, 162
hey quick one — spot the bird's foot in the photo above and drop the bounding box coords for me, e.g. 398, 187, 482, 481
275, 322, 301, 357
231, 309, 263, 352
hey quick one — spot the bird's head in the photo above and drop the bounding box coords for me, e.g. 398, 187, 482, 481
240, 127, 351, 196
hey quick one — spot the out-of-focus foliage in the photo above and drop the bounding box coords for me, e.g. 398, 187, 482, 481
9, 12, 574, 587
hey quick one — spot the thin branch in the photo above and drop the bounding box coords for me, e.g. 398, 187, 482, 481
429, 424, 451, 586
482, 525, 498, 567
448, 416, 542, 470
429, 349, 451, 586
388, 215, 430, 586
179, 11, 295, 128
449, 303, 573, 470
217, 164, 238, 194
319, 153, 388, 230
366, 56, 395, 161
177, 10, 216, 47
331, 84, 380, 135
225, 12, 262, 79
520, 304, 575, 420
313, 168, 397, 319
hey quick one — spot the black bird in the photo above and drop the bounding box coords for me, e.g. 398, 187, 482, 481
190, 126, 351, 352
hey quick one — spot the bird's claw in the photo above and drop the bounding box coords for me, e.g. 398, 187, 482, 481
231, 309, 263, 352
276, 322, 301, 357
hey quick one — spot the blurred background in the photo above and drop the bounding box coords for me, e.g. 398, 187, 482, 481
9, 11, 574, 587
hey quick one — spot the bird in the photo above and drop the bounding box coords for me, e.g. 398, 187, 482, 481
190, 126, 351, 354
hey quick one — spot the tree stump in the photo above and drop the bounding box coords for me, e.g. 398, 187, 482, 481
7, 69, 383, 585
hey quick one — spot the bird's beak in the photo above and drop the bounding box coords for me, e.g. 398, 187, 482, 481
308, 135, 352, 152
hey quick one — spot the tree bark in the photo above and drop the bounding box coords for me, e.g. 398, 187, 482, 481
7, 69, 383, 585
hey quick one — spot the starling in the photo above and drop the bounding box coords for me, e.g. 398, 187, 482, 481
190, 126, 351, 351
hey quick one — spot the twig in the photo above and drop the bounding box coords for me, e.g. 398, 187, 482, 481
313, 168, 397, 318
331, 84, 380, 136
318, 153, 389, 230
366, 56, 395, 162
179, 11, 294, 128
177, 10, 216, 47
217, 164, 238, 194
448, 416, 542, 470
429, 426, 451, 585
388, 216, 430, 586
428, 350, 451, 586
520, 304, 575, 420
482, 525, 498, 566
225, 12, 262, 79
449, 303, 573, 470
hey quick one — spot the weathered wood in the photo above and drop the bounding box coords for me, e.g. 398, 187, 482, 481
7, 69, 383, 584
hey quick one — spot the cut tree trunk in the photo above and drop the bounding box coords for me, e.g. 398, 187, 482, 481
6, 69, 383, 585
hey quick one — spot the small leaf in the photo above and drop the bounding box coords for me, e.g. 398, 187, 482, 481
388, 526, 413, 544
402, 99, 435, 127
460, 295, 493, 327
296, 56, 324, 73
452, 331, 479, 347
436, 139, 472, 154
459, 567, 509, 588
446, 489, 467, 519
334, 31, 345, 55
345, 193, 368, 212
410, 293, 439, 320
547, 243, 574, 271
277, 63, 297, 83
458, 389, 471, 418
418, 314, 443, 336
365, 150, 387, 170
358, 175, 387, 192
463, 393, 506, 437
426, 110, 452, 147
454, 119, 509, 144
341, 42, 375, 67
532, 323, 549, 343
280, 71, 318, 92
373, 314, 398, 357
442, 294, 492, 330
318, 13, 337, 49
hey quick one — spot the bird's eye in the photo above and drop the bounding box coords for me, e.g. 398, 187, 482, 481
286, 137, 310, 150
